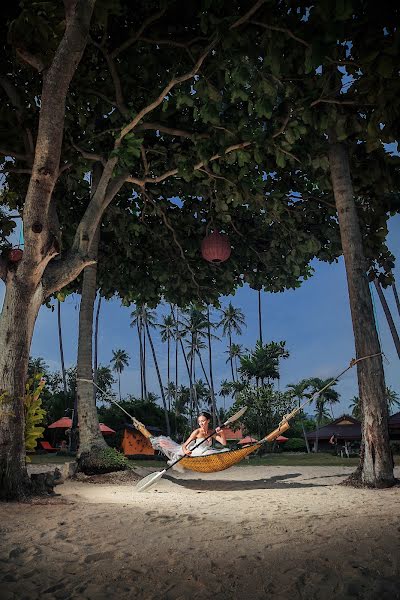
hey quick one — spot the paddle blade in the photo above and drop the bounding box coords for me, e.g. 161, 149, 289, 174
136, 470, 165, 492
223, 406, 247, 426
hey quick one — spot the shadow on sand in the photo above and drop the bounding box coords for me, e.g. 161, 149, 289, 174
163, 472, 344, 491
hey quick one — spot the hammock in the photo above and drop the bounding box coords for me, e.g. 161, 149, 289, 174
77, 354, 382, 475
138, 418, 290, 473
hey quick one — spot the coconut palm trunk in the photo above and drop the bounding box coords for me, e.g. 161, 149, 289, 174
258, 289, 263, 344
373, 279, 400, 359
137, 319, 145, 400
57, 299, 68, 397
392, 283, 400, 319
144, 321, 171, 436
329, 141, 394, 486
93, 294, 102, 405
76, 165, 107, 457
207, 307, 218, 427
228, 330, 235, 382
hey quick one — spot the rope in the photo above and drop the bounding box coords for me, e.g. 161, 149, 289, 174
76, 378, 153, 438
276, 353, 385, 427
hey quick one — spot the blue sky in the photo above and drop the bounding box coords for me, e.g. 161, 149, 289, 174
1, 215, 398, 419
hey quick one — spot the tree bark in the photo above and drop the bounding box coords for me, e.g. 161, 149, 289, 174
76, 226, 107, 456
0, 1, 95, 498
373, 279, 400, 359
0, 277, 43, 499
329, 142, 394, 487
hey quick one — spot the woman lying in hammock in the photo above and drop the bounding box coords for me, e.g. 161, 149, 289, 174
150, 411, 229, 471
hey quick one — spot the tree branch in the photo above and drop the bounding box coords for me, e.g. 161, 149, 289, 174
71, 141, 107, 166
273, 143, 301, 163
111, 6, 167, 58
0, 149, 29, 161
250, 20, 310, 48
16, 48, 46, 72
1, 166, 32, 174
125, 141, 252, 187
136, 122, 209, 139
0, 256, 7, 282
310, 98, 359, 108
42, 251, 96, 297
137, 36, 208, 49
230, 0, 266, 29
92, 41, 130, 118
116, 38, 218, 144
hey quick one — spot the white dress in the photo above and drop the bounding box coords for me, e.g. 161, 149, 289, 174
150, 435, 230, 471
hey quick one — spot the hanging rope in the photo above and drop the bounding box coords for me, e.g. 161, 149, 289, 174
275, 353, 386, 429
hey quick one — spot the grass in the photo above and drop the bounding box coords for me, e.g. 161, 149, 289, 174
30, 452, 399, 468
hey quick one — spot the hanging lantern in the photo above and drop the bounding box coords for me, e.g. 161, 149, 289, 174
201, 231, 231, 264
9, 248, 23, 263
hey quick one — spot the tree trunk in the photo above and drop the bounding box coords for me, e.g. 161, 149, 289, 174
57, 299, 67, 396
167, 335, 171, 412
93, 293, 102, 404
228, 331, 235, 382
258, 289, 263, 344
76, 225, 107, 457
145, 321, 171, 436
0, 0, 95, 500
207, 307, 218, 427
137, 320, 144, 400
329, 141, 394, 487
373, 279, 400, 359
392, 283, 400, 319
0, 278, 43, 499
301, 419, 311, 454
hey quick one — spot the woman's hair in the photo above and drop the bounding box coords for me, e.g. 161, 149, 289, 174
198, 411, 212, 421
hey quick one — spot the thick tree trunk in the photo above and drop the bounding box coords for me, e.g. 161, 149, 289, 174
0, 1, 95, 499
373, 279, 400, 359
76, 228, 107, 457
0, 277, 43, 499
329, 142, 394, 487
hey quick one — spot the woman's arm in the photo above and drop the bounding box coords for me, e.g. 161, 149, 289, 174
214, 427, 227, 446
182, 429, 199, 455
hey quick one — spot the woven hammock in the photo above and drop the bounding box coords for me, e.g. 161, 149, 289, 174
134, 415, 290, 473
178, 443, 263, 472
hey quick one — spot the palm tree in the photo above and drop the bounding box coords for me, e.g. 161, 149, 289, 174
239, 341, 289, 386
286, 381, 311, 453
110, 348, 130, 401
56, 299, 67, 397
373, 279, 400, 359
351, 387, 400, 419
130, 306, 148, 400
225, 343, 242, 381
159, 312, 175, 412
304, 377, 340, 452
218, 302, 245, 382
143, 307, 171, 436
219, 379, 233, 411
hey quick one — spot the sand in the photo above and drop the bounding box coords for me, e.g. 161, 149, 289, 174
1, 464, 400, 600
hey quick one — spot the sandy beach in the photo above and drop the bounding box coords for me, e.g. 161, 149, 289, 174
1, 464, 400, 600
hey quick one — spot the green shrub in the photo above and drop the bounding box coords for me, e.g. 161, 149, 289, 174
283, 437, 307, 452
78, 445, 130, 475
24, 375, 46, 461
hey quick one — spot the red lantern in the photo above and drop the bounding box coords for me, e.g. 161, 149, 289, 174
201, 231, 231, 264
9, 248, 24, 263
